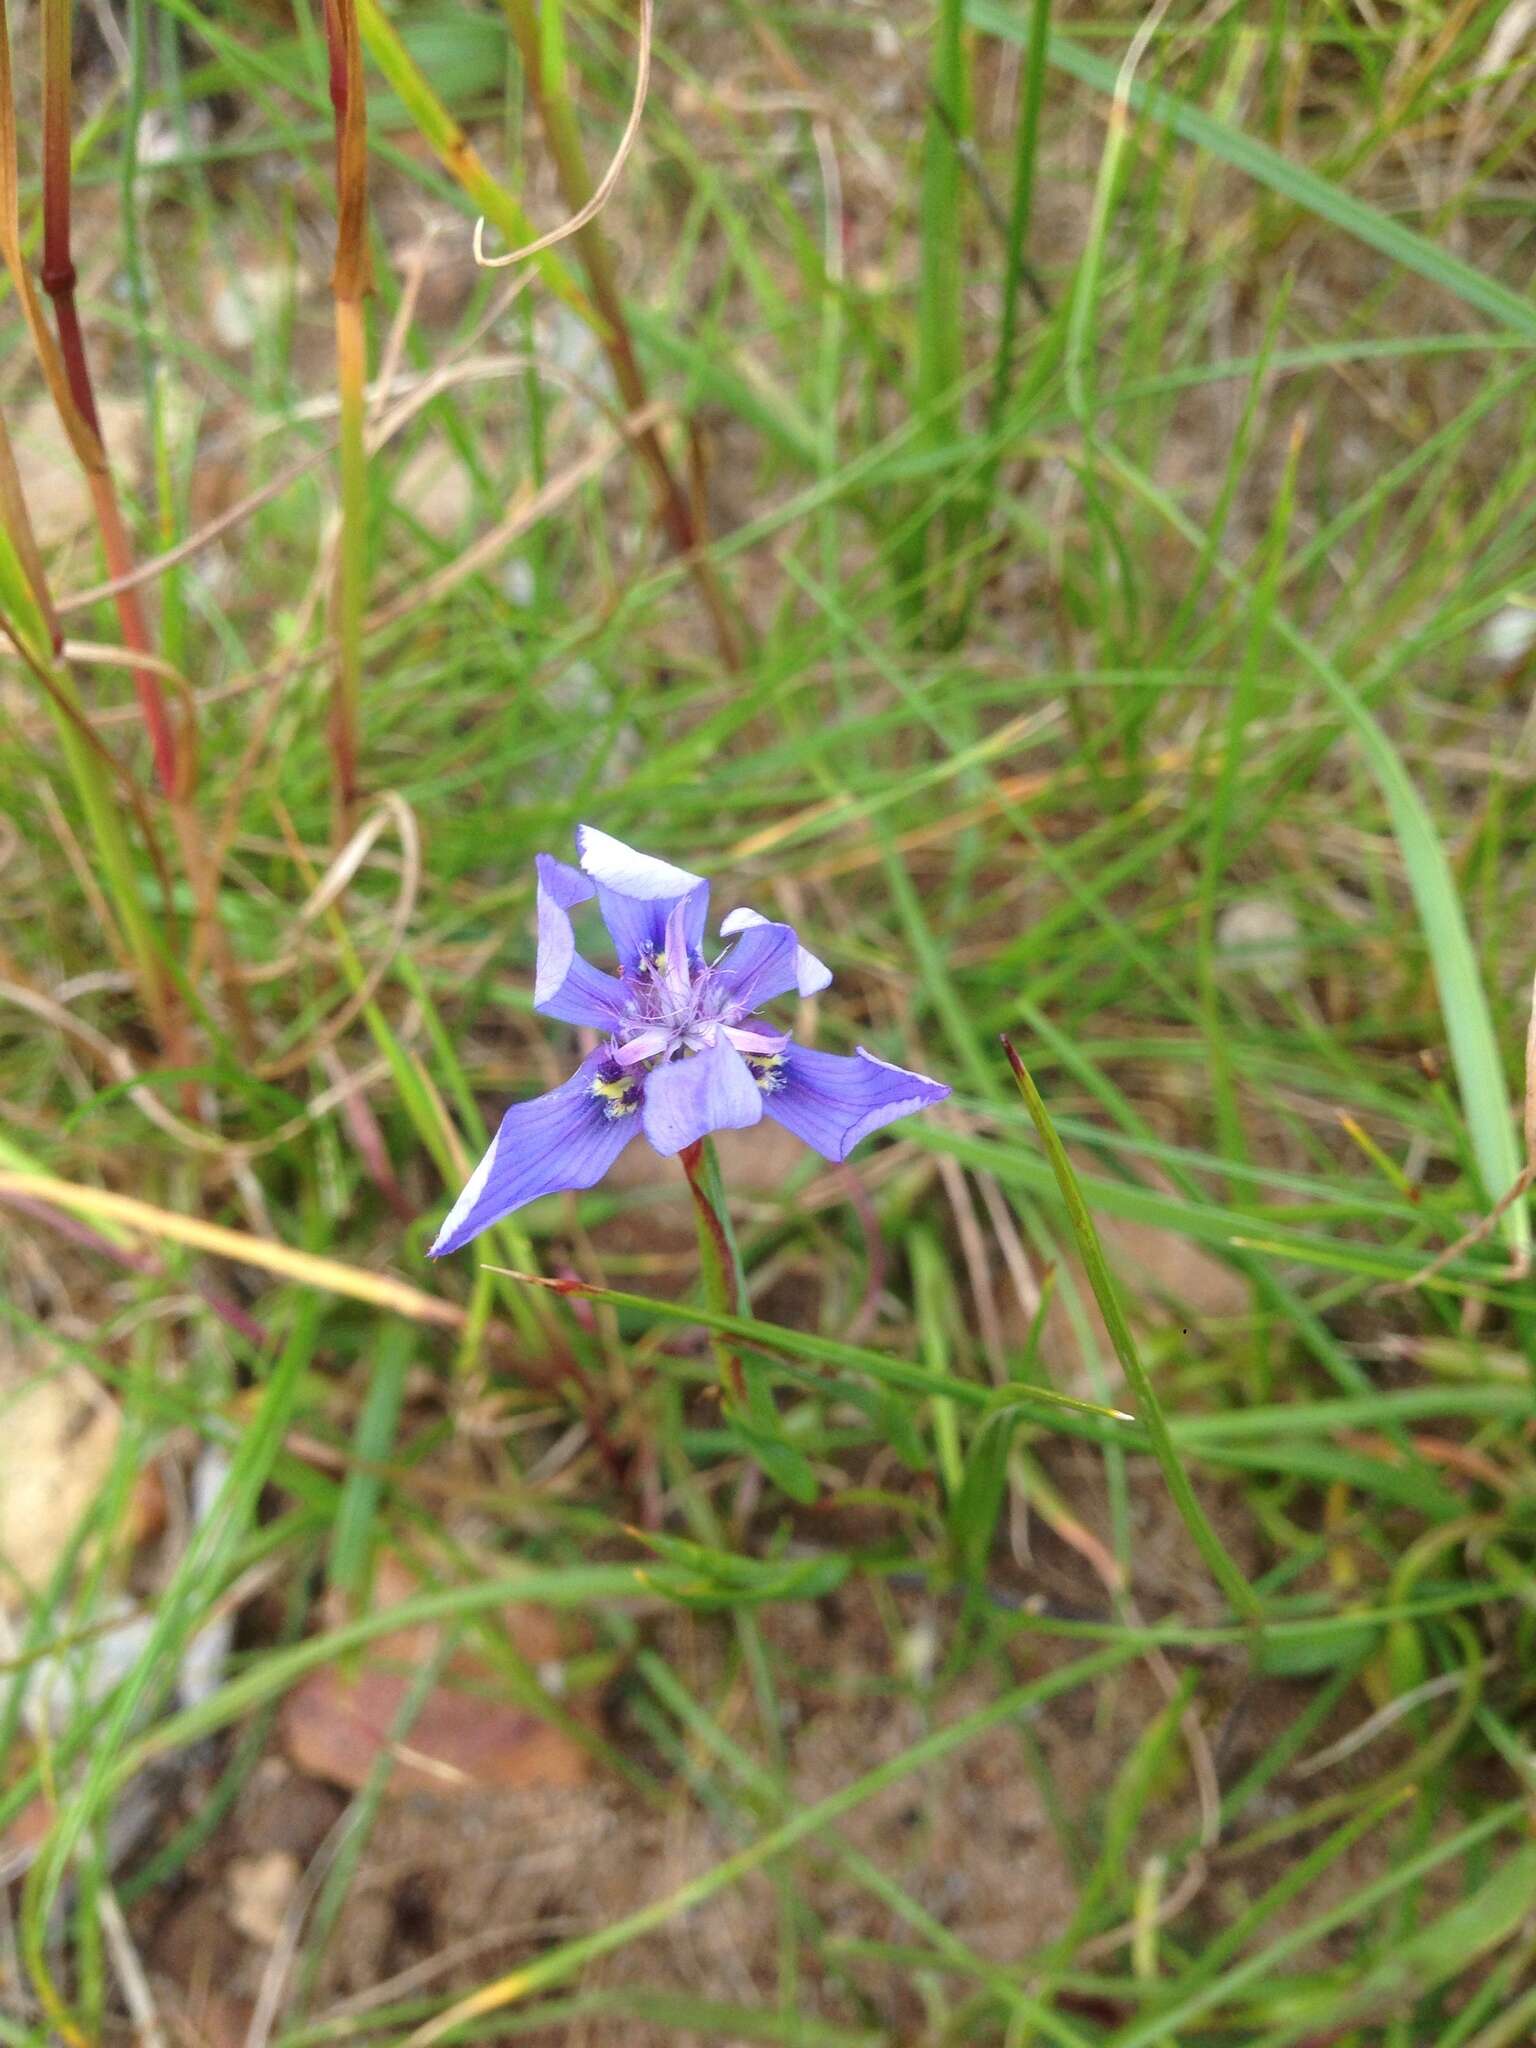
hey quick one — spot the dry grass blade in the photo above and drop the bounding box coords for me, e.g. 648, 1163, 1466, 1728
365, 400, 667, 627
56, 446, 336, 615
0, 1172, 460, 1325
495, 0, 742, 669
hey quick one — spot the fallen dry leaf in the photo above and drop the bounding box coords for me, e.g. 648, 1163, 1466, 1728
279, 1663, 590, 1797
279, 1554, 590, 1797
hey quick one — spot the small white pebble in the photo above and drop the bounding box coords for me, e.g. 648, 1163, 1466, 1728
1481, 600, 1536, 665
1216, 899, 1305, 994
896, 1616, 938, 1687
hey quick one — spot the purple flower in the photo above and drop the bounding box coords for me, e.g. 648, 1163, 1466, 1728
429, 827, 950, 1256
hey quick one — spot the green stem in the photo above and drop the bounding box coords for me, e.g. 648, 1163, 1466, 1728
1001, 1034, 1264, 1628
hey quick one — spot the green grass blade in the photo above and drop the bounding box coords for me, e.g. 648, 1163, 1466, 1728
1000, 1038, 1263, 1625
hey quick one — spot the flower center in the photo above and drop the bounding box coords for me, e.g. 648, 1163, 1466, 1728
589, 949, 790, 1118
617, 951, 729, 1057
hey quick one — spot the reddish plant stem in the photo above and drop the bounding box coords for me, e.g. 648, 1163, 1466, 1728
39, 0, 178, 795
679, 1137, 747, 1405
0, 6, 183, 1059
32, 0, 260, 1069
0, 1189, 269, 1347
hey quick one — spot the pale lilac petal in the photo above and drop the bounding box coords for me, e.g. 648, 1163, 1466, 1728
429, 1053, 640, 1255
614, 1028, 669, 1067
659, 895, 694, 1000
722, 1023, 791, 1056
720, 906, 832, 997
762, 1044, 950, 1161
641, 1038, 764, 1157
715, 919, 800, 1012
533, 854, 625, 1028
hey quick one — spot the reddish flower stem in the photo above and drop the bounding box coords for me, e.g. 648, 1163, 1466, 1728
679, 1137, 747, 1404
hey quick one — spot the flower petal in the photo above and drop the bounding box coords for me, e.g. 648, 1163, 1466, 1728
575, 827, 711, 971
613, 1027, 669, 1066
722, 1023, 791, 1056
762, 1044, 950, 1161
577, 826, 704, 902
641, 1038, 764, 1157
715, 918, 801, 1012
538, 853, 594, 912
719, 906, 832, 997
429, 1053, 641, 1255
592, 877, 710, 974
534, 855, 626, 1027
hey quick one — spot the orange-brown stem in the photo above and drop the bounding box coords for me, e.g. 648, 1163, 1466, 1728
321, 0, 372, 842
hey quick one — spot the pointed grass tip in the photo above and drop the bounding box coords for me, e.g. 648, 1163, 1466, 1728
999, 1032, 1028, 1084
478, 1264, 597, 1296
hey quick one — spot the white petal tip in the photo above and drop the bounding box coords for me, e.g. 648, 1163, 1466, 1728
576, 825, 702, 900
